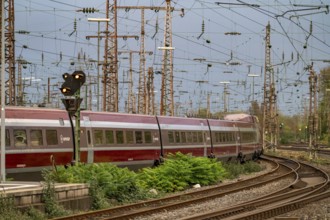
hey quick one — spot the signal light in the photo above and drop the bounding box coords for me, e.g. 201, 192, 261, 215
60, 71, 86, 96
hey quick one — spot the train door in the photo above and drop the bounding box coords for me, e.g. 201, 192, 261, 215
201, 122, 210, 157
235, 124, 241, 155
83, 116, 94, 163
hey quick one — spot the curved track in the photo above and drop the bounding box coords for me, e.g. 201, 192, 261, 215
180, 155, 329, 220
52, 157, 300, 220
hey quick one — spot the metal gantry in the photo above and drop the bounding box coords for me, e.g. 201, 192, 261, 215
263, 22, 278, 150
0, 0, 15, 105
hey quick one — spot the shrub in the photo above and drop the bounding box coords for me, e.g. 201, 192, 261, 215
223, 161, 262, 179
137, 152, 227, 192
43, 163, 148, 206
0, 195, 43, 220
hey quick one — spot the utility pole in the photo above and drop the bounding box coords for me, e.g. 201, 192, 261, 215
308, 64, 318, 159
0, 0, 15, 105
263, 22, 278, 150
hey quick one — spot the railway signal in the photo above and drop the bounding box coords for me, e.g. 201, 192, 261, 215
60, 71, 86, 96
59, 70, 86, 165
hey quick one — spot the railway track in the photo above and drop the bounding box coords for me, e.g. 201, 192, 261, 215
52, 156, 300, 220
180, 155, 330, 220
278, 145, 330, 156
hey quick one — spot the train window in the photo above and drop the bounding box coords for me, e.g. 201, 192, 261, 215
14, 130, 27, 147
192, 132, 198, 143
46, 130, 58, 145
168, 131, 174, 143
187, 132, 192, 143
87, 130, 91, 145
116, 131, 124, 144
198, 132, 203, 143
30, 129, 43, 147
144, 131, 152, 143
5, 129, 10, 147
180, 132, 186, 143
126, 131, 134, 144
94, 130, 104, 145
135, 131, 143, 144
105, 130, 114, 144
175, 132, 180, 143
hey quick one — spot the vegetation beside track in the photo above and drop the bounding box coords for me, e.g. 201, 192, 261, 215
0, 153, 263, 220
266, 149, 330, 165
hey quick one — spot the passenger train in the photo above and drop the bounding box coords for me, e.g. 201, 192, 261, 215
1, 107, 262, 177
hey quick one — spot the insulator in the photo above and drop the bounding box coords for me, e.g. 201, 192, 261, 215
201, 20, 205, 33
17, 30, 30, 34
73, 19, 77, 31
155, 20, 159, 31
41, 52, 44, 66
82, 7, 97, 13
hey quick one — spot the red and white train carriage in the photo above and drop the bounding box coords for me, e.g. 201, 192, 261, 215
1, 107, 262, 178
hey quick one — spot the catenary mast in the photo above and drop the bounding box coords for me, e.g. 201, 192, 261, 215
263, 22, 278, 149
0, 0, 15, 105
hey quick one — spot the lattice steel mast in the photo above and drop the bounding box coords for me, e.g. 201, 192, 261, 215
146, 67, 155, 115
263, 22, 278, 149
0, 0, 15, 105
308, 65, 318, 158
118, 50, 152, 114
103, 0, 118, 112
160, 0, 174, 116
117, 5, 175, 115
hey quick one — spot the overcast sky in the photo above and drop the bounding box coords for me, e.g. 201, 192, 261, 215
14, 0, 330, 116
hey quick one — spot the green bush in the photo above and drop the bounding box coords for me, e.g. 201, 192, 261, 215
137, 152, 227, 192
42, 153, 263, 213
0, 195, 45, 220
223, 161, 262, 179
43, 162, 148, 206
42, 179, 68, 218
